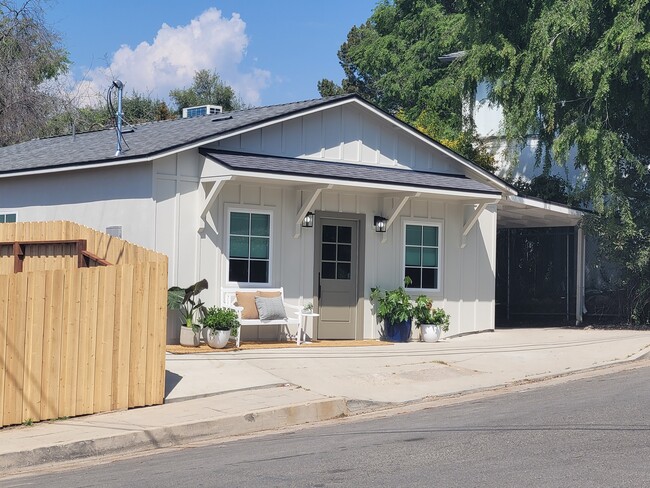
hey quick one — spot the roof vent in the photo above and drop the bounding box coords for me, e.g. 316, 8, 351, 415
182, 105, 223, 118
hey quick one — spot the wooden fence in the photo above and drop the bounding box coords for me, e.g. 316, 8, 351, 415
0, 221, 167, 427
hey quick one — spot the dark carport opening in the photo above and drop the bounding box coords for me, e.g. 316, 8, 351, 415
496, 226, 577, 327
496, 195, 585, 328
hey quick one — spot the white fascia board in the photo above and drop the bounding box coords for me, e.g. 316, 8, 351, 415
211, 167, 501, 201
0, 157, 154, 179
506, 195, 584, 218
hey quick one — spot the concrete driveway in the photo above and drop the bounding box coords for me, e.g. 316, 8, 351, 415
165, 328, 650, 404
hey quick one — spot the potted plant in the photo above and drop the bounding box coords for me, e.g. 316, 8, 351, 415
370, 277, 414, 342
202, 306, 240, 349
168, 279, 208, 347
301, 302, 314, 314
412, 295, 450, 343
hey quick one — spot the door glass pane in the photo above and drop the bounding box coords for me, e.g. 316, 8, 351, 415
405, 225, 422, 246
423, 226, 438, 246
338, 244, 351, 262
251, 214, 270, 236
249, 260, 269, 283
229, 236, 249, 258
322, 243, 337, 261
250, 237, 269, 259
322, 225, 337, 242
337, 262, 351, 280
405, 246, 421, 266
422, 248, 438, 267
230, 212, 250, 235
229, 259, 248, 282
338, 226, 352, 243
322, 261, 336, 279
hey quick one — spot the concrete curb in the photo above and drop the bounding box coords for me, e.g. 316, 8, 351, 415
0, 397, 348, 473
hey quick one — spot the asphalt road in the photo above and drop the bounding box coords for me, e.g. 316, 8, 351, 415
2, 366, 649, 488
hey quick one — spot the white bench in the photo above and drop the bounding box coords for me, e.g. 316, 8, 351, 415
221, 287, 302, 347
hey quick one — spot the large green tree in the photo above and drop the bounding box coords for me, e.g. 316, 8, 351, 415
0, 0, 68, 146
327, 0, 650, 322
169, 69, 246, 114
452, 0, 650, 323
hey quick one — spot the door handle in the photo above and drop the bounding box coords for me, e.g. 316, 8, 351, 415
318, 272, 322, 300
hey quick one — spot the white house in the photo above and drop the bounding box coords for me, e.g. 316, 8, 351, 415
0, 94, 583, 343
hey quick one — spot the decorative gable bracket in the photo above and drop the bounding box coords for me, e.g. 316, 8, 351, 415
294, 184, 333, 238
379, 192, 421, 244
199, 176, 232, 234
461, 202, 495, 248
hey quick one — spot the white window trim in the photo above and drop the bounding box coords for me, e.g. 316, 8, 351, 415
225, 207, 273, 287
401, 218, 444, 294
0, 212, 17, 224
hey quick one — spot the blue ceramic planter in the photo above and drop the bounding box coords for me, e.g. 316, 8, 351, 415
385, 319, 412, 342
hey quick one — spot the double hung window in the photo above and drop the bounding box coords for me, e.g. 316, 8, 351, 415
228, 210, 271, 283
404, 223, 440, 290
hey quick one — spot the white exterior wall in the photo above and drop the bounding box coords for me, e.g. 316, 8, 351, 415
185, 178, 497, 341
215, 103, 462, 174
0, 163, 155, 247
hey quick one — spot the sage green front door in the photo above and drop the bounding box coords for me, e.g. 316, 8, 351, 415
316, 218, 359, 339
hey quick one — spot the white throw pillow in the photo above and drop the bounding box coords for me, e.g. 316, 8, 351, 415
254, 296, 287, 320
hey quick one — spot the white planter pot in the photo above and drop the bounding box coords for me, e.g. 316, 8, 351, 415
420, 324, 442, 343
206, 329, 230, 349
180, 326, 201, 347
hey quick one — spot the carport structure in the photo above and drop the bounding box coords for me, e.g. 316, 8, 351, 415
496, 195, 585, 326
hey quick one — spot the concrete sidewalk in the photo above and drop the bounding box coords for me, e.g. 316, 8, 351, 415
2, 328, 650, 473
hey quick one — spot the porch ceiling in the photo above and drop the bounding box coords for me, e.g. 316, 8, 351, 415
498, 195, 584, 228
199, 149, 502, 200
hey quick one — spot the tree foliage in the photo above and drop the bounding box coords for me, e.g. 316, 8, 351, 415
169, 69, 246, 114
330, 0, 650, 322
454, 0, 650, 323
0, 0, 68, 146
43, 91, 175, 137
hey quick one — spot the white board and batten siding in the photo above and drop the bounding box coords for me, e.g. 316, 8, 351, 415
214, 103, 461, 174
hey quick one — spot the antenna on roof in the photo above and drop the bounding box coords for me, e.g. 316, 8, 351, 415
112, 80, 124, 156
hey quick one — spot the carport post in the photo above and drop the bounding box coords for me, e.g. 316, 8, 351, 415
575, 225, 586, 325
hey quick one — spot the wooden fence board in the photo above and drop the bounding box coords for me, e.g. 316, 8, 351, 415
94, 266, 116, 413
0, 274, 9, 426
23, 272, 46, 422
59, 267, 80, 418
112, 265, 133, 411
4, 274, 27, 425
145, 263, 158, 405
41, 270, 65, 420
128, 263, 148, 408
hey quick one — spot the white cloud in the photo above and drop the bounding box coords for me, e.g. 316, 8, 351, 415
72, 8, 270, 107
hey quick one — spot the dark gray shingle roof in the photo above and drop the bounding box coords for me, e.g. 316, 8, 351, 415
201, 149, 501, 195
0, 95, 355, 175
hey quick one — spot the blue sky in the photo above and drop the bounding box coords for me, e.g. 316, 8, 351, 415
45, 0, 378, 107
